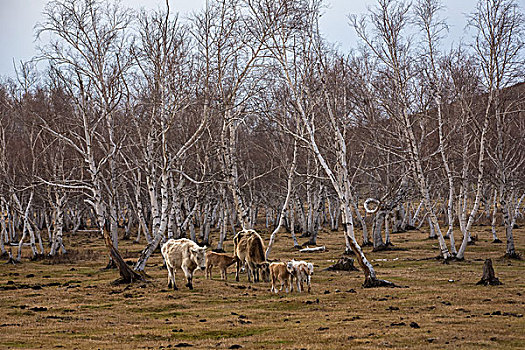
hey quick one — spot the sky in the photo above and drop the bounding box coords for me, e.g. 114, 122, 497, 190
0, 0, 481, 79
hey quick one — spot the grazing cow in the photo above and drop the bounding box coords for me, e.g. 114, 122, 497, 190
161, 238, 206, 290
287, 259, 314, 293
233, 229, 270, 283
205, 251, 236, 280
269, 262, 293, 293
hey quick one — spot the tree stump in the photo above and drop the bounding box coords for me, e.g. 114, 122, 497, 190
476, 259, 502, 286
325, 257, 358, 271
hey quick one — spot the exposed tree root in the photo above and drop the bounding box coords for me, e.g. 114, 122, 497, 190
372, 244, 405, 252
30, 254, 45, 262
111, 272, 150, 286
5, 256, 18, 265
104, 258, 117, 270
325, 257, 358, 272
449, 257, 464, 262
503, 252, 522, 260
343, 248, 355, 255
372, 244, 388, 252
363, 277, 405, 288
306, 239, 317, 246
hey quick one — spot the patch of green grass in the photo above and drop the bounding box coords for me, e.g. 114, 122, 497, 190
130, 304, 189, 314
6, 310, 34, 317
258, 339, 294, 345
0, 341, 32, 348
146, 311, 184, 319
78, 303, 114, 310
262, 300, 308, 311
178, 327, 270, 340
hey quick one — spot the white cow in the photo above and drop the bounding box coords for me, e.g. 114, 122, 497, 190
287, 259, 314, 293
161, 238, 206, 290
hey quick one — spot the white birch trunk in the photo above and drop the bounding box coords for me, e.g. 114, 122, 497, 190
49, 192, 67, 256
491, 188, 501, 242
456, 103, 491, 260
14, 192, 38, 261
266, 139, 297, 259
0, 199, 7, 255
384, 213, 391, 245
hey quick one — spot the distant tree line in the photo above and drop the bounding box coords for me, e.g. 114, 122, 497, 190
0, 0, 523, 285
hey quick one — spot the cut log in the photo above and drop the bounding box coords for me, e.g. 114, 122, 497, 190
325, 257, 358, 271
476, 259, 502, 286
299, 246, 326, 253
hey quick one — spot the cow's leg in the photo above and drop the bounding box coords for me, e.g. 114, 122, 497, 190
167, 265, 178, 290
235, 260, 240, 282
271, 273, 277, 293
244, 262, 252, 282
221, 267, 226, 280
169, 266, 178, 290
206, 265, 212, 279
181, 265, 193, 290
254, 266, 260, 282
166, 266, 172, 288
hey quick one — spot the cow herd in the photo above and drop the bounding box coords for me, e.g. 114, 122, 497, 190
160, 229, 314, 294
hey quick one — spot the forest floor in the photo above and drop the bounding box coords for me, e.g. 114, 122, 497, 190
0, 224, 524, 349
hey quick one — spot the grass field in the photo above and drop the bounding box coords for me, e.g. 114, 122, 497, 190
0, 225, 524, 349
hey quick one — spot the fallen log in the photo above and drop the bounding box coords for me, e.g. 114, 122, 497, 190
299, 246, 326, 253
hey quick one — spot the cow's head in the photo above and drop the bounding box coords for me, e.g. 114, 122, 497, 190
191, 246, 207, 270
259, 262, 270, 282
286, 261, 295, 275
298, 263, 311, 283
307, 262, 314, 276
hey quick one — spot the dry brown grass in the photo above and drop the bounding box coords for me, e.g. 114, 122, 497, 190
0, 225, 524, 349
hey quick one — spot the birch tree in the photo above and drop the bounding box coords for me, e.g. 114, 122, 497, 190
469, 0, 524, 259
192, 0, 275, 230
130, 3, 208, 272
257, 0, 395, 287
352, 0, 452, 260
414, 0, 458, 256
36, 0, 143, 282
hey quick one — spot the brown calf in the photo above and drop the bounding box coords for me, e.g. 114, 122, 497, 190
205, 251, 236, 280
269, 262, 293, 294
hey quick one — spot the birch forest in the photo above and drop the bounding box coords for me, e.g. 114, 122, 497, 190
0, 0, 524, 348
